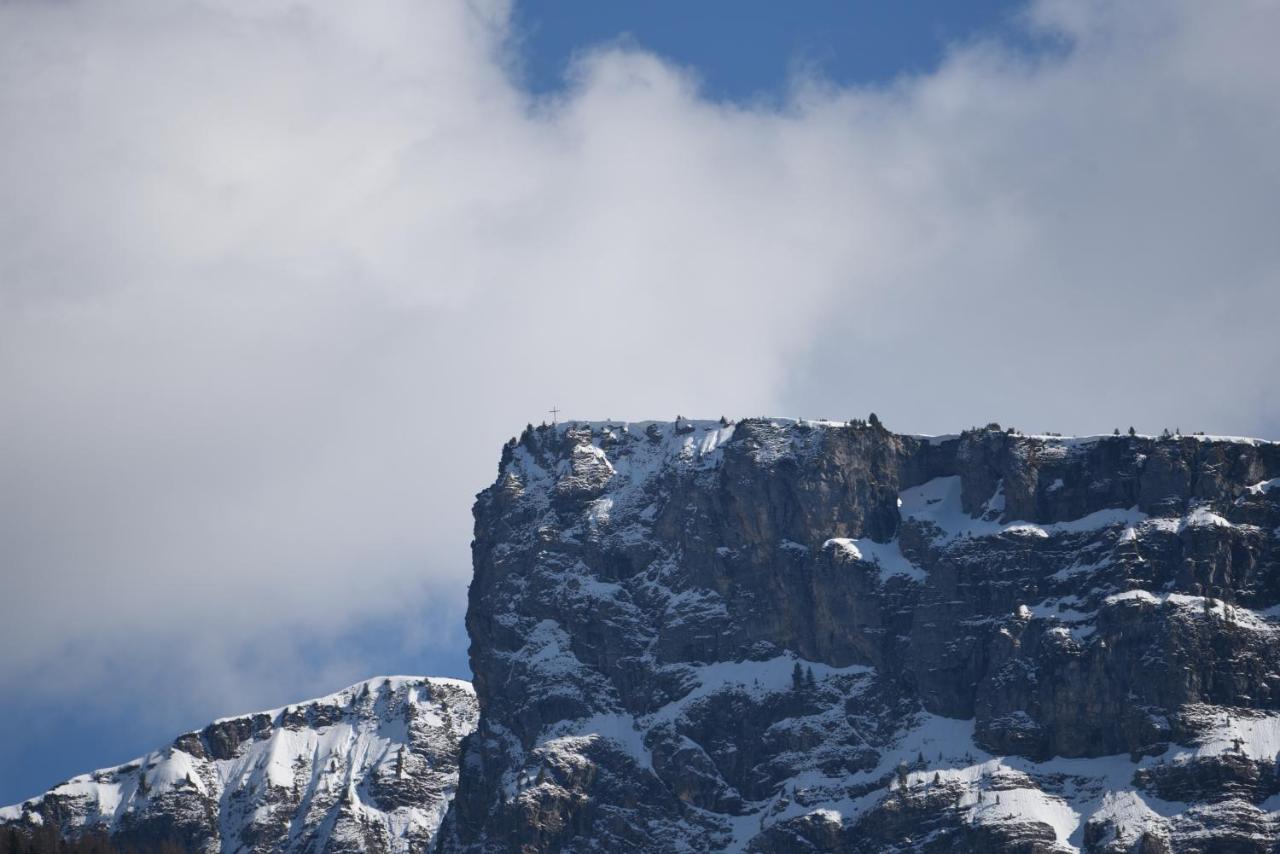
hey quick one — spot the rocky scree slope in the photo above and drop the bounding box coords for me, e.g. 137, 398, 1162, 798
1, 677, 476, 853
440, 418, 1280, 853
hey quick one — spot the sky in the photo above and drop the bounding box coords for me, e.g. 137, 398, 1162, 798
2, 0, 1279, 804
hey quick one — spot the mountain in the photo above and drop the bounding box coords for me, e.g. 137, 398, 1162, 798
440, 418, 1280, 853
1, 677, 476, 853
8, 417, 1280, 853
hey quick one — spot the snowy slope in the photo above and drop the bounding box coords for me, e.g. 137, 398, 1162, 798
1, 677, 476, 854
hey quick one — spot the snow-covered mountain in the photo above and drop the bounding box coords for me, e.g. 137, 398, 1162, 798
9, 417, 1280, 853
441, 418, 1280, 853
1, 677, 476, 853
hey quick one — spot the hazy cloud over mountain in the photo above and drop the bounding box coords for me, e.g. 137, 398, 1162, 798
2, 0, 1277, 797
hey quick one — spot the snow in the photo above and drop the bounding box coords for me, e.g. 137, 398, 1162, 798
145, 748, 206, 795
1246, 478, 1280, 496
1105, 590, 1163, 605
2, 676, 475, 853
507, 422, 746, 531
659, 585, 729, 628
1004, 523, 1051, 539
543, 713, 653, 770
1104, 591, 1278, 633
1051, 508, 1149, 533
958, 771, 1079, 843
824, 538, 862, 560
886, 718, 1193, 851
699, 424, 735, 455
587, 497, 613, 525
984, 481, 1007, 514
1187, 434, 1271, 446
653, 655, 872, 724
1175, 711, 1280, 762
676, 700, 1214, 852
211, 675, 470, 725
1082, 790, 1169, 849
520, 620, 583, 677
823, 537, 925, 581
1180, 506, 1232, 530
899, 477, 1147, 543
1028, 596, 1095, 635
530, 655, 875, 788
1013, 434, 1107, 449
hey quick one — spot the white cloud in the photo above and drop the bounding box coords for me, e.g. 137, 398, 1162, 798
0, 0, 1277, 754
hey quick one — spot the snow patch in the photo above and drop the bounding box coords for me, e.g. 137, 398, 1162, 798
1246, 478, 1280, 496
823, 537, 926, 581
899, 477, 1147, 543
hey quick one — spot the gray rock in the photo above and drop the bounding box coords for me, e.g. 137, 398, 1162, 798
443, 419, 1280, 853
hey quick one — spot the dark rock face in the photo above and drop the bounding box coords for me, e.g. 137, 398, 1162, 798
442, 418, 1280, 853
1, 677, 477, 853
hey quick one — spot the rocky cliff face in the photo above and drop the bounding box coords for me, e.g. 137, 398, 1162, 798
1, 677, 476, 853
442, 418, 1280, 853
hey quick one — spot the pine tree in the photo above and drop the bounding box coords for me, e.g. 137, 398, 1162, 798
791, 662, 804, 692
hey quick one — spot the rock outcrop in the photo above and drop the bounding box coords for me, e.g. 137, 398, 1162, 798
442, 418, 1280, 853
1, 677, 476, 853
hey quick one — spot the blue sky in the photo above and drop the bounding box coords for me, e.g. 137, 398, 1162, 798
3, 0, 1279, 808
511, 0, 1033, 101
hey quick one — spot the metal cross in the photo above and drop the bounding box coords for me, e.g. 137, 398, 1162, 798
549, 406, 560, 425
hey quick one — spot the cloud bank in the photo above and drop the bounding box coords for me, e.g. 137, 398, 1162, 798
1, 0, 1278, 794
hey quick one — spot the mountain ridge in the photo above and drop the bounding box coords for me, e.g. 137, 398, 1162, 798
2, 676, 476, 853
